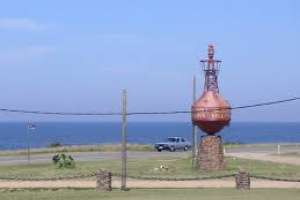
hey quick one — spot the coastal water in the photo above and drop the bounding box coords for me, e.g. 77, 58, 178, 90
0, 122, 300, 150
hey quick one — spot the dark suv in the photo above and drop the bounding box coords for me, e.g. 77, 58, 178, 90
154, 137, 191, 152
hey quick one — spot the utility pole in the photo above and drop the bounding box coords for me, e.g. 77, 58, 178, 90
192, 76, 197, 168
26, 122, 36, 164
121, 89, 128, 191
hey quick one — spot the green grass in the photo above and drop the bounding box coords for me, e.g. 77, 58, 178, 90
0, 144, 154, 156
1, 188, 300, 200
0, 156, 300, 180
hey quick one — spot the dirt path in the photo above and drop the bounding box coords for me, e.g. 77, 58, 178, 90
227, 152, 300, 165
0, 178, 300, 189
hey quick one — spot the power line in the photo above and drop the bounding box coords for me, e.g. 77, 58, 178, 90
128, 97, 300, 115
0, 97, 299, 116
231, 97, 300, 110
0, 108, 121, 116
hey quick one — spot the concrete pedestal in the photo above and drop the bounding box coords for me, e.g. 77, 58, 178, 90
198, 135, 225, 170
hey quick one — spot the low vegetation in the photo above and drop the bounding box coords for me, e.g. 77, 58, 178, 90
52, 153, 75, 169
0, 144, 154, 156
48, 142, 63, 148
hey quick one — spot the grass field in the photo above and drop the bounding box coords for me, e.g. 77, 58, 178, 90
1, 188, 300, 200
0, 144, 154, 157
0, 156, 300, 180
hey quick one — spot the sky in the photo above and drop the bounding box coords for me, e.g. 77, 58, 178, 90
0, 0, 299, 122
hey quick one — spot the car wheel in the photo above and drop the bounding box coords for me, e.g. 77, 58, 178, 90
170, 146, 175, 152
157, 148, 162, 152
184, 146, 188, 151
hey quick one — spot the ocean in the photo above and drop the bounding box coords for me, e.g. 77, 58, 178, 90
0, 122, 300, 150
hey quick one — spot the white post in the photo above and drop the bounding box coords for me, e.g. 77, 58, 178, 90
277, 144, 281, 155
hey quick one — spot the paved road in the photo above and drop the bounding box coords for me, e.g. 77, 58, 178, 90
227, 152, 300, 165
225, 144, 300, 154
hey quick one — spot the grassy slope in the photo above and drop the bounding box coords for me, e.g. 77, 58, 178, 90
1, 189, 300, 200
1, 157, 300, 180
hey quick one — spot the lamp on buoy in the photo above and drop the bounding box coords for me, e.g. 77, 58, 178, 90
191, 45, 231, 170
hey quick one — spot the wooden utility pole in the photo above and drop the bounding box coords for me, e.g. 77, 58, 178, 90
121, 89, 128, 190
192, 76, 197, 168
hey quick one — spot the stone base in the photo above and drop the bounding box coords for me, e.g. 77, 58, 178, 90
235, 170, 250, 190
96, 170, 112, 191
198, 135, 225, 170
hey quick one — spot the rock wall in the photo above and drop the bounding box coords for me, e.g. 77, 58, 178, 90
198, 135, 225, 170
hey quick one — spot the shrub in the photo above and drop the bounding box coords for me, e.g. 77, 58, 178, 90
52, 153, 75, 169
49, 142, 63, 148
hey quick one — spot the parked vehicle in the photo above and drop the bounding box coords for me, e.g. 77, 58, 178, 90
154, 137, 191, 152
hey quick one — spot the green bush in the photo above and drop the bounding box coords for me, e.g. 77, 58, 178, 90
52, 153, 75, 169
48, 142, 63, 148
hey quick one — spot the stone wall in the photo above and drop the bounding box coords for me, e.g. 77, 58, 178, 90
198, 135, 225, 170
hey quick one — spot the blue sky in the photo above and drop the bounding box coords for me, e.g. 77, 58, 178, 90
0, 0, 299, 122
